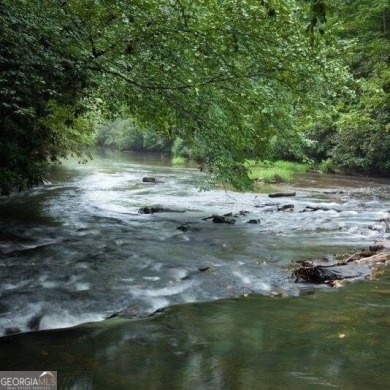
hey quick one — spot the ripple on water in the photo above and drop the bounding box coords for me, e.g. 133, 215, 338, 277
0, 154, 390, 334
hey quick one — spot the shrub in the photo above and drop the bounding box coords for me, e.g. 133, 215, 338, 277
171, 137, 191, 159
171, 156, 186, 165
332, 107, 390, 173
319, 158, 336, 173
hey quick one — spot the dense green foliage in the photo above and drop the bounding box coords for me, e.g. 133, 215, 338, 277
0, 0, 95, 195
0, 0, 388, 194
87, 0, 349, 188
300, 1, 390, 173
95, 119, 171, 152
331, 0, 390, 173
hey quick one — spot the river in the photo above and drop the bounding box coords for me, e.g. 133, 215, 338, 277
0, 151, 389, 389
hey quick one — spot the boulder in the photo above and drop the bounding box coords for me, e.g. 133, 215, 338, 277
142, 177, 156, 183
202, 214, 236, 224
293, 245, 390, 285
212, 215, 236, 224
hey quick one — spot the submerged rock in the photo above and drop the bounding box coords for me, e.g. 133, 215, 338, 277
142, 177, 165, 184
202, 214, 236, 224
277, 204, 294, 212
176, 224, 202, 232
106, 304, 141, 319
212, 215, 236, 224
138, 206, 185, 214
27, 313, 44, 331
4, 327, 22, 336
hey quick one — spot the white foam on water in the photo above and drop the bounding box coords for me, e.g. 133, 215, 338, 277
74, 282, 91, 291
120, 277, 134, 282
168, 268, 189, 281
1, 303, 44, 334
232, 270, 252, 285
131, 280, 194, 298
232, 270, 272, 292
41, 281, 59, 289
39, 311, 105, 330
147, 297, 170, 313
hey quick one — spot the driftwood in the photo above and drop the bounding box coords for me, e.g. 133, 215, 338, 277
268, 192, 296, 198
293, 244, 390, 286
323, 190, 345, 195
300, 206, 340, 213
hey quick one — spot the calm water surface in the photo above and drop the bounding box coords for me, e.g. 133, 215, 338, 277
0, 151, 389, 389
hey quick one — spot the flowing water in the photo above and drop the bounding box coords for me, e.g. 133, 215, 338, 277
0, 151, 389, 389
1, 271, 389, 389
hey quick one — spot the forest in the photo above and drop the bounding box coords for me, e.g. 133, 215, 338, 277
1, 2, 390, 387
0, 0, 389, 195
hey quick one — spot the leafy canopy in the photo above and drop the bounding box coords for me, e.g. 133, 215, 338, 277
331, 0, 390, 172
0, 0, 350, 193
0, 0, 94, 195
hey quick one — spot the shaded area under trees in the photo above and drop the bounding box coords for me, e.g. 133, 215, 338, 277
1, 0, 388, 195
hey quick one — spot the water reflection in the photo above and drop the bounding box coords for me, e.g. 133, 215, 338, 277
0, 269, 389, 389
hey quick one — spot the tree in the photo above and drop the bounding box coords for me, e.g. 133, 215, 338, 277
0, 0, 94, 195
0, 0, 350, 194
320, 0, 390, 173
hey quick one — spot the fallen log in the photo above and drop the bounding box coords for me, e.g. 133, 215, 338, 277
300, 206, 340, 213
268, 192, 296, 198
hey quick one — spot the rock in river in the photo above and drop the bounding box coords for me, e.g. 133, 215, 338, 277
138, 206, 185, 214
293, 244, 390, 285
142, 177, 156, 183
